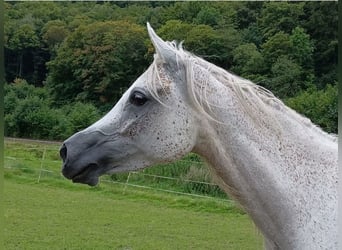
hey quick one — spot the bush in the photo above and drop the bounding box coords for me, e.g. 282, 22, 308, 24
4, 80, 102, 140
11, 96, 53, 138
286, 84, 337, 133
62, 102, 101, 132
4, 80, 54, 138
5, 95, 70, 140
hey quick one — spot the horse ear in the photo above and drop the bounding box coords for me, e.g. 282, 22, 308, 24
147, 22, 177, 63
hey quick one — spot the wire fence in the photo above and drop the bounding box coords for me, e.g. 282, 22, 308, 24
4, 137, 231, 202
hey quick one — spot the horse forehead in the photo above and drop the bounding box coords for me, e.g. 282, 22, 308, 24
131, 71, 149, 89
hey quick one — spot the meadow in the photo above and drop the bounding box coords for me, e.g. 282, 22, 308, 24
4, 138, 263, 249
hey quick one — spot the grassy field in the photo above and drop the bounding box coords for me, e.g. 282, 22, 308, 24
4, 138, 263, 249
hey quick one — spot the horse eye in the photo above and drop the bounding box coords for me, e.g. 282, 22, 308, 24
129, 91, 148, 106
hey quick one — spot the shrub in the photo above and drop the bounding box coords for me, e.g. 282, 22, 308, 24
4, 80, 101, 140
7, 96, 58, 139
63, 102, 101, 132
286, 84, 337, 133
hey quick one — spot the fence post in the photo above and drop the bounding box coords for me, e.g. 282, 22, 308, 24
37, 146, 47, 183
123, 172, 132, 194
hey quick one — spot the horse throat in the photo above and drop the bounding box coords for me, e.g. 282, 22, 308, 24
193, 124, 293, 248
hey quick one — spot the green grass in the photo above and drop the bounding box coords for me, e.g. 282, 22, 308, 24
4, 138, 264, 249
4, 179, 263, 249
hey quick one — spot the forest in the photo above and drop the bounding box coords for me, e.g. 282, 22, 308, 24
4, 1, 338, 140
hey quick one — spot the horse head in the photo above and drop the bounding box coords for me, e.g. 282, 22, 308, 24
60, 23, 199, 186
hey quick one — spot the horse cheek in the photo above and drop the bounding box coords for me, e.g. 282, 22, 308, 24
162, 119, 195, 161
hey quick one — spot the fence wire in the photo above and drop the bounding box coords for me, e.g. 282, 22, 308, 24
4, 137, 230, 202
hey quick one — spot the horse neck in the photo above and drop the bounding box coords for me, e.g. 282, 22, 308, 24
191, 81, 337, 249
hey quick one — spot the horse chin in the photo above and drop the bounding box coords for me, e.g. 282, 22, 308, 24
68, 163, 102, 186
72, 164, 121, 186
72, 175, 99, 186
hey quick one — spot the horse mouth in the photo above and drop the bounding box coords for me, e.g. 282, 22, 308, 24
70, 163, 100, 186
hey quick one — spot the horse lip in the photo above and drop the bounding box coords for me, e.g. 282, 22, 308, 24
70, 163, 100, 186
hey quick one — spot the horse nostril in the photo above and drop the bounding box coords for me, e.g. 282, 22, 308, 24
60, 144, 67, 162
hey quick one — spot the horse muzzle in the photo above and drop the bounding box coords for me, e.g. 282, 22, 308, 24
59, 131, 119, 186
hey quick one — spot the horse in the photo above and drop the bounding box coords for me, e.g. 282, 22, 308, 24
60, 23, 338, 249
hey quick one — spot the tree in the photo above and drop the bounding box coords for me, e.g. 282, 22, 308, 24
158, 21, 241, 69
186, 24, 239, 68
4, 4, 51, 85
6, 24, 39, 78
259, 27, 315, 97
194, 6, 221, 27
302, 2, 337, 87
258, 2, 304, 39
235, 2, 263, 30
240, 23, 263, 47
157, 20, 193, 42
42, 20, 69, 54
268, 55, 305, 98
286, 84, 337, 133
232, 43, 265, 78
46, 21, 149, 107
23, 2, 64, 31
162, 2, 205, 24
289, 26, 313, 69
261, 31, 293, 67
87, 2, 117, 21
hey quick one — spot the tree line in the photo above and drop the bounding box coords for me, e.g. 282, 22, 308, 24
4, 1, 338, 139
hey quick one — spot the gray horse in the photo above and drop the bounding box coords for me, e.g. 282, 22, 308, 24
60, 23, 338, 250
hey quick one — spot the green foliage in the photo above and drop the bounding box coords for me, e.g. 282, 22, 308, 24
3, 1, 338, 139
46, 20, 149, 107
235, 2, 263, 30
4, 79, 43, 107
4, 3, 50, 84
162, 2, 206, 24
286, 84, 337, 134
158, 21, 241, 68
289, 26, 314, 68
6, 24, 39, 51
268, 55, 312, 98
162, 2, 237, 29
42, 20, 69, 53
63, 102, 101, 132
232, 43, 265, 77
156, 20, 193, 42
240, 23, 263, 47
259, 26, 315, 99
4, 82, 69, 140
302, 2, 338, 87
261, 31, 293, 66
258, 2, 304, 39
4, 80, 101, 140
194, 6, 221, 26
